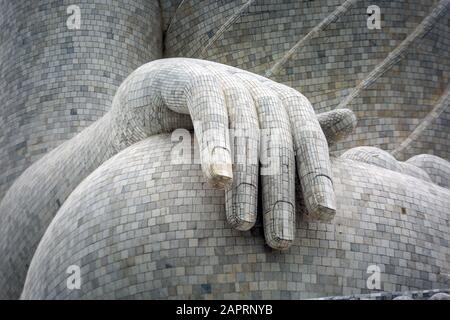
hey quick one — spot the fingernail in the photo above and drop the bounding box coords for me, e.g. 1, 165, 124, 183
228, 183, 257, 231
209, 147, 233, 189
306, 175, 336, 221
264, 201, 295, 250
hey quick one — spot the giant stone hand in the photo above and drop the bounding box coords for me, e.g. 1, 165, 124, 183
115, 58, 355, 249
0, 58, 356, 299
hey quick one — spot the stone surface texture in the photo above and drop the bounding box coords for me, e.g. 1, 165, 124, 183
165, 0, 450, 161
0, 0, 162, 201
319, 288, 450, 300
21, 134, 450, 299
0, 0, 449, 300
0, 58, 353, 298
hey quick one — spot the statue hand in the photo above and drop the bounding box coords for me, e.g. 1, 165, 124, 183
122, 58, 356, 249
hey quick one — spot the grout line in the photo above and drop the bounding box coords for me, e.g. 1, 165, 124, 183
165, 0, 188, 36
335, 0, 450, 110
391, 86, 450, 158
265, 0, 361, 78
196, 0, 257, 59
